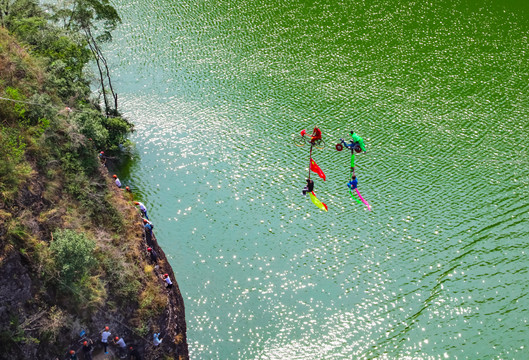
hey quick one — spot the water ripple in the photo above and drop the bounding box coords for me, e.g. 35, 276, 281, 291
107, 0, 529, 358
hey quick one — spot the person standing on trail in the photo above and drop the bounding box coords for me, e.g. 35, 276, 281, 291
143, 219, 153, 233
113, 174, 122, 188
135, 201, 149, 219
99, 151, 106, 166
128, 345, 142, 359
81, 339, 94, 360
101, 326, 111, 354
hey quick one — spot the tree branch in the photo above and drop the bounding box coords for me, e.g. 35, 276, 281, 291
84, 26, 110, 115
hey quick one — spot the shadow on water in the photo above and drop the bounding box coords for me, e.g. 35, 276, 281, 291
104, 145, 149, 200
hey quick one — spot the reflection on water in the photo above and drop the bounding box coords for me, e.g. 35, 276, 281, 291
107, 0, 529, 358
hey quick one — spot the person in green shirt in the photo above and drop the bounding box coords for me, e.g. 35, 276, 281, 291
341, 131, 366, 153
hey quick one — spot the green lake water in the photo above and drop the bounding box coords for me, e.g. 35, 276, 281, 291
106, 0, 529, 358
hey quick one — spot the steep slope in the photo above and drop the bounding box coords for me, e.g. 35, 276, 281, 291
0, 23, 188, 360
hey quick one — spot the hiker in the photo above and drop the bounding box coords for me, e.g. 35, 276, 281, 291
147, 247, 158, 265
143, 219, 153, 233
162, 274, 173, 289
144, 219, 154, 245
81, 339, 94, 360
113, 174, 122, 188
128, 345, 142, 360
135, 201, 148, 219
68, 350, 78, 360
101, 326, 111, 354
114, 336, 127, 357
98, 151, 106, 165
153, 332, 163, 346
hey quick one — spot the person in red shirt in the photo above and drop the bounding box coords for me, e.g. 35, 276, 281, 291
310, 127, 322, 144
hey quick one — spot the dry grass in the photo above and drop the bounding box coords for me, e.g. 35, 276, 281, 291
0, 162, 33, 202
6, 212, 53, 277
130, 270, 168, 335
36, 306, 68, 343
42, 175, 62, 204
144, 264, 154, 274
138, 274, 167, 314
79, 275, 107, 312
0, 209, 12, 221
0, 27, 44, 92
175, 333, 184, 344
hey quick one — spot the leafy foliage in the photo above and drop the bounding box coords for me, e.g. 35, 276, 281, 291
73, 108, 133, 151
50, 229, 96, 286
0, 125, 29, 199
46, 59, 91, 101
60, 0, 121, 38
0, 126, 26, 175
6, 8, 92, 102
2, 86, 27, 121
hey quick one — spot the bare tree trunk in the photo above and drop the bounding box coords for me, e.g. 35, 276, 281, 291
84, 27, 110, 115
84, 26, 119, 115
92, 38, 118, 113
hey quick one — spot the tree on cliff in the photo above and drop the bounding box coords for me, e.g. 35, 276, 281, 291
53, 0, 122, 116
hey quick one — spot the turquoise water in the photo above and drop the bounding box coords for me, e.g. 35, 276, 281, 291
106, 0, 529, 358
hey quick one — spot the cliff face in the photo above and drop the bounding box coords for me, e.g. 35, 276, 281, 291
0, 163, 189, 359
149, 231, 189, 358
0, 23, 188, 359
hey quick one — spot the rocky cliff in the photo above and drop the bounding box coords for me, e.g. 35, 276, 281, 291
0, 162, 189, 359
0, 17, 188, 359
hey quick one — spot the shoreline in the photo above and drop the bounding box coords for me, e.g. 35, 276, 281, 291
103, 163, 189, 358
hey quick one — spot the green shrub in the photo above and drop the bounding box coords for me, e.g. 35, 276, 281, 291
102, 115, 133, 151
0, 125, 29, 201
26, 93, 54, 127
46, 59, 90, 101
72, 109, 133, 151
133, 322, 149, 337
4, 0, 44, 30
0, 87, 27, 123
50, 229, 96, 286
0, 126, 26, 178
6, 87, 27, 117
72, 110, 109, 148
